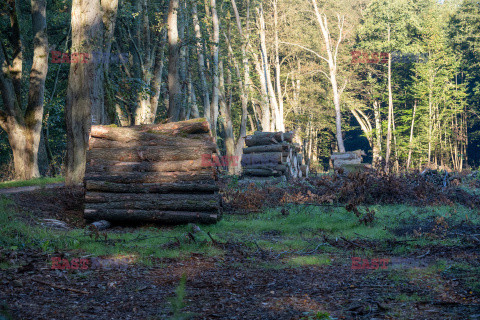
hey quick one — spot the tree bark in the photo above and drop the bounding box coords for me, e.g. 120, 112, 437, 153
167, 0, 182, 122
0, 0, 48, 180
210, 0, 220, 136
85, 192, 219, 211
406, 100, 417, 170
86, 159, 207, 173
85, 180, 219, 193
243, 143, 289, 154
311, 0, 345, 152
241, 152, 284, 166
84, 170, 216, 183
88, 133, 214, 148
87, 145, 216, 162
385, 25, 393, 172
245, 132, 283, 146
84, 209, 220, 224
65, 0, 106, 185
90, 118, 210, 139
192, 0, 211, 123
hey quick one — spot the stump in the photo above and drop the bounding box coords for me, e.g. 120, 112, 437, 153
84, 118, 222, 224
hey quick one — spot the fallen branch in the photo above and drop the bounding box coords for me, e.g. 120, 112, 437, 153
32, 278, 89, 294
340, 236, 368, 250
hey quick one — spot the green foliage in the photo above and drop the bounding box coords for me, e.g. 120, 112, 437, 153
166, 274, 195, 320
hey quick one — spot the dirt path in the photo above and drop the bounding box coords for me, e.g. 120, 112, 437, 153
0, 183, 65, 195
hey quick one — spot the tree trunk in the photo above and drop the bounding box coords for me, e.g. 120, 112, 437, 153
385, 26, 393, 172
311, 0, 345, 152
0, 0, 48, 180
210, 0, 220, 136
373, 100, 382, 168
218, 60, 236, 173
149, 30, 167, 123
192, 0, 211, 123
65, 0, 106, 185
167, 0, 182, 122
273, 0, 285, 132
406, 100, 417, 170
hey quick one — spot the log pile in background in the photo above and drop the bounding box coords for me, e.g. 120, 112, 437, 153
84, 118, 222, 224
241, 131, 309, 180
331, 150, 371, 173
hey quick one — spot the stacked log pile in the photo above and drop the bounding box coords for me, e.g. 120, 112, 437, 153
241, 131, 309, 180
331, 150, 369, 172
84, 118, 222, 224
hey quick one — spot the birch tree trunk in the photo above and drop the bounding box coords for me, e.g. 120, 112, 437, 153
311, 0, 345, 152
373, 100, 382, 168
385, 26, 393, 172
258, 5, 281, 132
406, 100, 417, 170
273, 0, 285, 132
230, 0, 250, 173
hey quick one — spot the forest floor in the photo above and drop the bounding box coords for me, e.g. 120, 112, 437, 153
0, 177, 479, 320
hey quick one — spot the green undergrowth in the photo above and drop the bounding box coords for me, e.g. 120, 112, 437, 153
0, 176, 64, 189
1, 196, 479, 270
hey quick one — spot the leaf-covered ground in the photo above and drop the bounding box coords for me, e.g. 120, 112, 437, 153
0, 177, 479, 320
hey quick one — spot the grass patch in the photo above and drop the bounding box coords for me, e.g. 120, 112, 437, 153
287, 255, 332, 267
1, 197, 479, 270
0, 176, 64, 189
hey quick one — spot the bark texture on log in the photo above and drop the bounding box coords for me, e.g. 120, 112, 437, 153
84, 209, 220, 224
241, 152, 283, 166
243, 143, 289, 154
242, 168, 282, 177
88, 133, 214, 149
86, 159, 207, 173
85, 170, 216, 184
85, 181, 219, 193
90, 118, 210, 138
85, 195, 219, 211
245, 132, 284, 147
87, 145, 215, 162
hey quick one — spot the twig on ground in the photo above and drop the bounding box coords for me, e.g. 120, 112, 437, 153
340, 236, 367, 250
416, 249, 430, 258
32, 278, 89, 294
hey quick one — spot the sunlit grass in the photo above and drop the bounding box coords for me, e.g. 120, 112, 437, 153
287, 255, 332, 267
0, 176, 64, 189
1, 195, 480, 273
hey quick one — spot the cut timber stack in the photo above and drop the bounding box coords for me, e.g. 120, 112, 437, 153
84, 118, 222, 224
241, 131, 309, 180
331, 150, 370, 173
